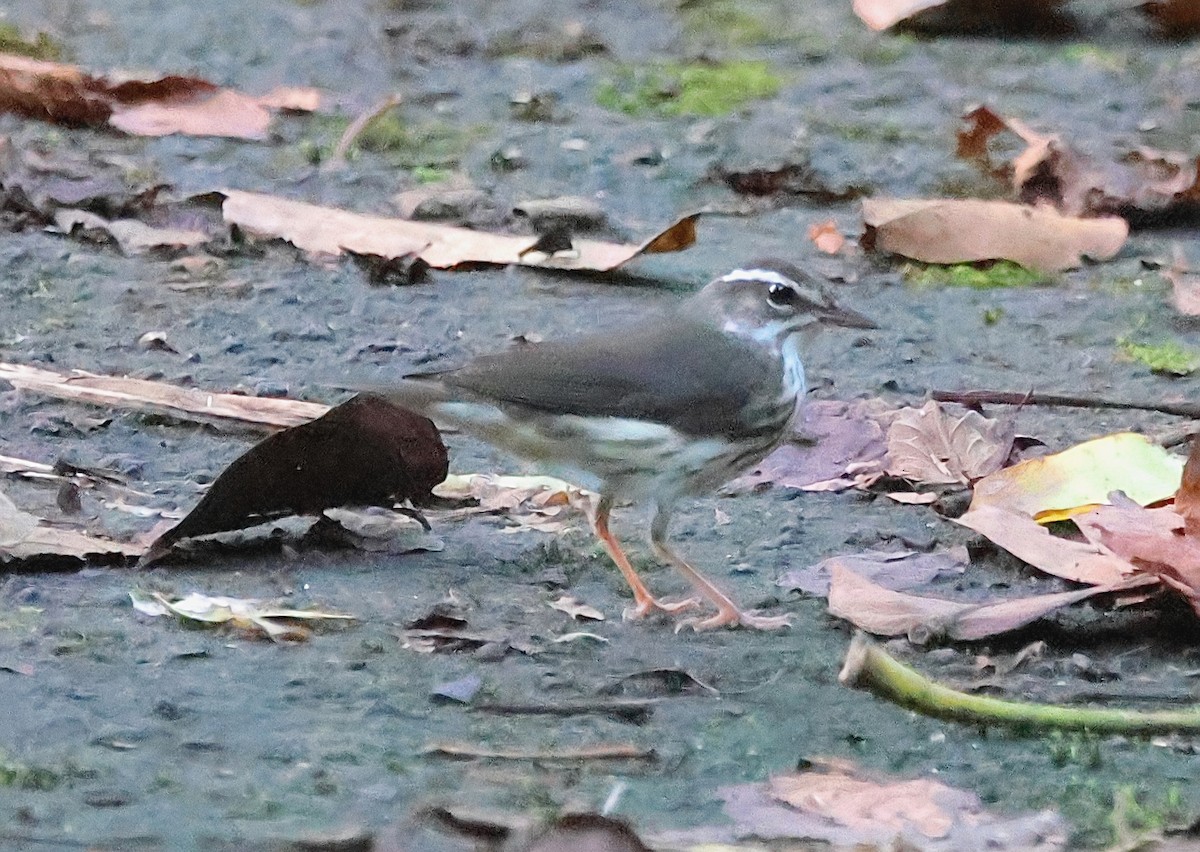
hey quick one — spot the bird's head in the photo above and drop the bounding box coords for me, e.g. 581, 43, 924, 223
691, 260, 876, 347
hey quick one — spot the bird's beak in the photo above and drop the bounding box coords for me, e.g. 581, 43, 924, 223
818, 302, 878, 330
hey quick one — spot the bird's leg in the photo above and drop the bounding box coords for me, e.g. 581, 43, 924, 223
650, 506, 793, 632
590, 495, 699, 620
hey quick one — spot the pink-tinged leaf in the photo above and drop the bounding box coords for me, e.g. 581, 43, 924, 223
955, 504, 1134, 585
828, 564, 1156, 641
861, 198, 1127, 273
885, 400, 1014, 486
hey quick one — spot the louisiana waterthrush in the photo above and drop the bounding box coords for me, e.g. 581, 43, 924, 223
387, 261, 875, 630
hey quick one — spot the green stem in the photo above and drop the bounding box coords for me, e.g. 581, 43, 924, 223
839, 633, 1200, 735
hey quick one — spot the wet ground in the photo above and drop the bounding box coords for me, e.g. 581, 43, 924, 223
4, 0, 1200, 848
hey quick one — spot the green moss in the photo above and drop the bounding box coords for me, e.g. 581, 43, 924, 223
982, 306, 1004, 325
597, 60, 781, 117
904, 260, 1044, 289
412, 165, 452, 184
0, 750, 65, 790
680, 0, 773, 46
1117, 337, 1199, 376
0, 23, 64, 60
298, 113, 479, 169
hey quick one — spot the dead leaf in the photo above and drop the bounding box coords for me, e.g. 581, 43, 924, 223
661, 759, 1068, 849
808, 219, 846, 254
1163, 246, 1200, 317
549, 595, 605, 621
1, 487, 141, 565
957, 106, 1200, 221
433, 473, 596, 533
968, 432, 1184, 521
1175, 438, 1200, 534
0, 54, 319, 139
524, 814, 650, 852
828, 563, 1156, 641
778, 548, 967, 597
129, 590, 353, 642
727, 399, 890, 493
0, 361, 328, 430
141, 395, 447, 564
1142, 0, 1200, 37
885, 491, 939, 504
51, 208, 208, 254
861, 197, 1127, 273
219, 189, 698, 271
955, 504, 1134, 585
885, 400, 1014, 486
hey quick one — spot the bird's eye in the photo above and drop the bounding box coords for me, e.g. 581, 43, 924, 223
767, 282, 799, 308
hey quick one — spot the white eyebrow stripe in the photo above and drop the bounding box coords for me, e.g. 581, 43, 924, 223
719, 268, 794, 287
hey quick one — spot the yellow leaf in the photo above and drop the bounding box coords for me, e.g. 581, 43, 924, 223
969, 432, 1183, 522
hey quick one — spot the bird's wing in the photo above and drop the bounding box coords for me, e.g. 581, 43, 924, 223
417, 319, 778, 438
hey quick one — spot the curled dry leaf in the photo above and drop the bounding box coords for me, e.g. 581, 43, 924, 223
958, 105, 1200, 221
433, 472, 596, 533
219, 189, 698, 272
885, 400, 1014, 486
52, 209, 208, 255
141, 395, 447, 564
861, 197, 1127, 273
807, 219, 846, 255
549, 595, 605, 621
968, 432, 1184, 521
129, 590, 353, 642
0, 54, 319, 140
828, 562, 1156, 641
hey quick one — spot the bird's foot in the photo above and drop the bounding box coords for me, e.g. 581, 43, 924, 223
622, 594, 701, 621
675, 607, 794, 632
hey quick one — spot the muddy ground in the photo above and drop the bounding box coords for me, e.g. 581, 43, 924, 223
3, 0, 1200, 848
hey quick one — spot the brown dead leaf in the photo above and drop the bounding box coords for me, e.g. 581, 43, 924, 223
1163, 245, 1200, 317
727, 399, 891, 493
958, 106, 1200, 221
885, 400, 1014, 486
0, 54, 319, 140
140, 395, 447, 565
0, 361, 328, 430
1, 487, 141, 565
861, 197, 1127, 273
52, 208, 208, 254
807, 219, 846, 254
1141, 0, 1200, 37
219, 189, 698, 272
778, 547, 967, 597
955, 504, 1134, 585
1175, 438, 1200, 534
689, 759, 1067, 850
828, 563, 1156, 641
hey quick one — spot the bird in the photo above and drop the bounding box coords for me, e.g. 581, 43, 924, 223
383, 260, 876, 630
